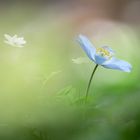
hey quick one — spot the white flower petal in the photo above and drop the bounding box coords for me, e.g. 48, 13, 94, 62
72, 57, 89, 64
4, 34, 12, 40
4, 34, 26, 47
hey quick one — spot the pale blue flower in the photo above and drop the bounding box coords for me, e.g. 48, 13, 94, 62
77, 35, 132, 72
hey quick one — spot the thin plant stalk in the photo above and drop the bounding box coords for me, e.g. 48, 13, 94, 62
85, 64, 98, 101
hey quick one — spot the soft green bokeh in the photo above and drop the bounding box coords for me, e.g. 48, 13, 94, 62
0, 4, 140, 140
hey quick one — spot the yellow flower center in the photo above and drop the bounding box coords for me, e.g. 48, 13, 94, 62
96, 47, 111, 57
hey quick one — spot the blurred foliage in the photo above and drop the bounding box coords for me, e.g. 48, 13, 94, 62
0, 4, 140, 140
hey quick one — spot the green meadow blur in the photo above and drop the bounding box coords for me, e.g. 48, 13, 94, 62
0, 1, 140, 140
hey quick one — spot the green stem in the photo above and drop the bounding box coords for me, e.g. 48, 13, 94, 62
85, 64, 98, 101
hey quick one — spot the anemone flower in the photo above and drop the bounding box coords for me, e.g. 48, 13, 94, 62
77, 34, 132, 100
4, 34, 26, 48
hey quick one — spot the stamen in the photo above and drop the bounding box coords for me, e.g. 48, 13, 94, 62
96, 47, 111, 57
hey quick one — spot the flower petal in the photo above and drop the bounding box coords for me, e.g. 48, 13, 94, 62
72, 57, 89, 64
77, 35, 96, 61
4, 34, 26, 47
102, 57, 132, 72
4, 34, 12, 40
95, 54, 108, 65
4, 40, 14, 46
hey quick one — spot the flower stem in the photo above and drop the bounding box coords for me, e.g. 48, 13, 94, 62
85, 64, 98, 101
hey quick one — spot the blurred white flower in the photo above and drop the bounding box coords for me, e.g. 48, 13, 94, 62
72, 57, 89, 64
4, 34, 26, 47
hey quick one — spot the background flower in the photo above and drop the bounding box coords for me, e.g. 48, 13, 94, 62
4, 34, 26, 47
72, 57, 89, 64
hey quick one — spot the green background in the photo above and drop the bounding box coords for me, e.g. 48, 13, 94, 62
0, 3, 140, 140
